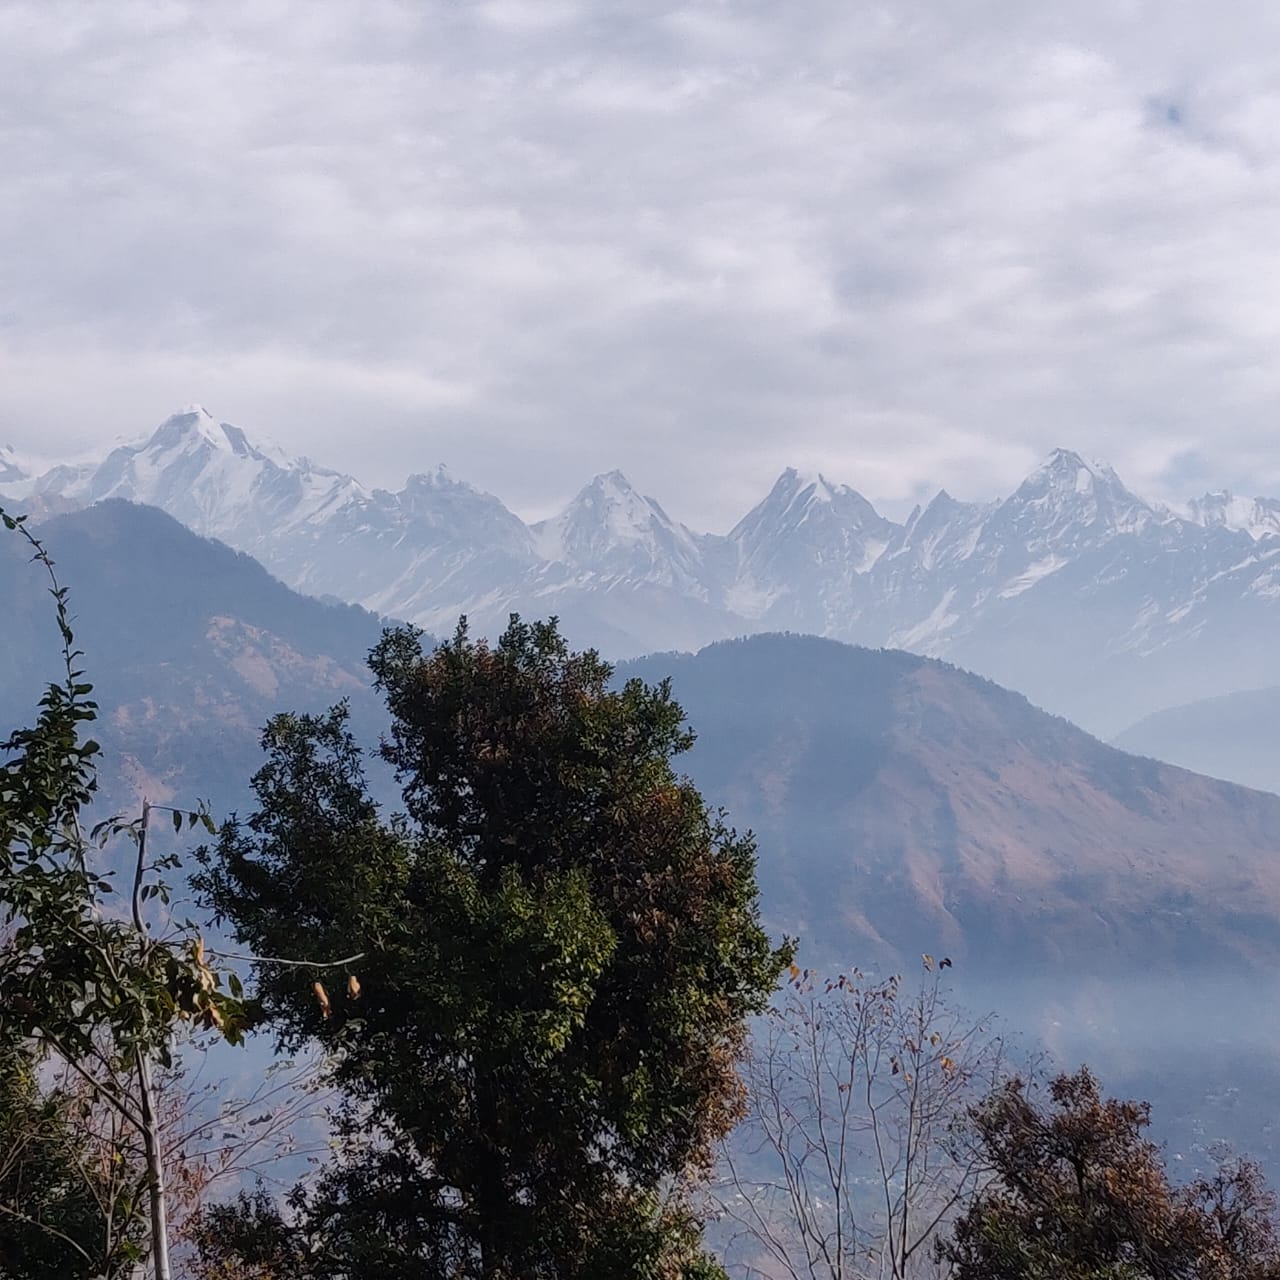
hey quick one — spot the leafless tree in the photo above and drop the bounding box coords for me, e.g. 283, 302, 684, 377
4, 1026, 330, 1279
715, 958, 1018, 1280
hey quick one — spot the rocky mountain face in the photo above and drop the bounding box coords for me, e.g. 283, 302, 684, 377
1186, 491, 1280, 540
7, 408, 1280, 734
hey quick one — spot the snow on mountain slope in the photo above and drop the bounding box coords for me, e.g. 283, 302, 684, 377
1186, 490, 1280, 541
5, 408, 1280, 734
0, 409, 740, 653
334, 466, 538, 627
63, 407, 369, 544
6, 407, 547, 632
871, 450, 1180, 648
531, 470, 715, 593
726, 468, 896, 628
845, 449, 1280, 730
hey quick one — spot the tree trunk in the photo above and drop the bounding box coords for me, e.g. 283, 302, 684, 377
475, 1071, 506, 1280
130, 800, 172, 1280
136, 1049, 171, 1280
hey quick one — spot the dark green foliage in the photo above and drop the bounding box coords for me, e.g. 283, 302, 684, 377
196, 616, 787, 1278
192, 1176, 733, 1280
0, 1045, 145, 1279
937, 1068, 1280, 1279
189, 1186, 314, 1280
0, 504, 249, 1275
0, 506, 245, 1065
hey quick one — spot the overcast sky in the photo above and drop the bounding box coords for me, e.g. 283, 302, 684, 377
3, 1, 1280, 528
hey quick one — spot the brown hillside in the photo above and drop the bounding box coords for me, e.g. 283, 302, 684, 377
625, 635, 1280, 973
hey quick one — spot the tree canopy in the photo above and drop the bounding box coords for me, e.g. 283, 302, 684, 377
938, 1067, 1280, 1280
196, 616, 791, 1279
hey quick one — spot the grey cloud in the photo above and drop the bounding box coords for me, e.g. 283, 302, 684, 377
3, 0, 1280, 530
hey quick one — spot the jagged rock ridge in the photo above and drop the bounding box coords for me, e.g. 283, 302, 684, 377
6, 410, 1280, 734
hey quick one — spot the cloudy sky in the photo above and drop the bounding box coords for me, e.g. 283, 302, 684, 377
3, 0, 1280, 528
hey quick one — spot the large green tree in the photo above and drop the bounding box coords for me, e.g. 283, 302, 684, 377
196, 616, 790, 1279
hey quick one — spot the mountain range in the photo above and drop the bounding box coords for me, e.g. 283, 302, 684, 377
5, 407, 1280, 734
8, 499, 1280, 1171
3, 498, 1279, 982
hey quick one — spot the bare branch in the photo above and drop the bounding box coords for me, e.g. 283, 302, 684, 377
714, 963, 1014, 1280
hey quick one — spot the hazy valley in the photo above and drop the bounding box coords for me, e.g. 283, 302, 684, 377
5, 494, 1280, 1188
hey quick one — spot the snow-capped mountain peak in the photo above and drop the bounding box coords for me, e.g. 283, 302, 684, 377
144, 406, 229, 454
143, 406, 291, 466
398, 464, 482, 512
8, 408, 1280, 737
882, 488, 990, 571
1001, 447, 1164, 544
570, 469, 659, 540
1186, 490, 1280, 541
724, 468, 900, 622
390, 465, 533, 556
733, 467, 889, 539
538, 471, 659, 553
0, 409, 376, 554
531, 470, 709, 590
402, 462, 455, 489
778, 466, 837, 505
1016, 448, 1129, 501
